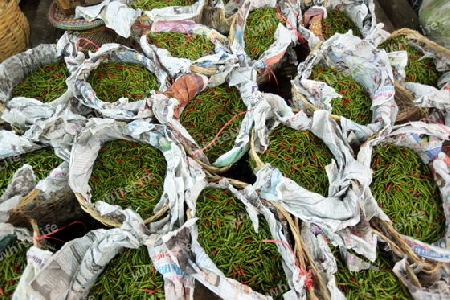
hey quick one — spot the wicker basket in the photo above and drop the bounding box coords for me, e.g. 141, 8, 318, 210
0, 0, 30, 63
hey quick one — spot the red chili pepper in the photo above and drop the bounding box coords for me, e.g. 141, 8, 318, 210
0, 286, 4, 296
384, 183, 392, 191
142, 288, 158, 294
240, 266, 245, 276
143, 167, 152, 176
232, 267, 238, 278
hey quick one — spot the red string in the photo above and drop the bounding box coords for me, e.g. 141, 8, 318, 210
266, 65, 279, 87
178, 24, 193, 46
76, 37, 100, 52
262, 239, 314, 291
133, 23, 152, 30
275, 5, 308, 46
34, 221, 87, 244
193, 108, 253, 157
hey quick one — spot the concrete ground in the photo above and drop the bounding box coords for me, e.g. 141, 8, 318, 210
20, 0, 64, 47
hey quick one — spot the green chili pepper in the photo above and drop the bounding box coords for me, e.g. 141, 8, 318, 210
244, 8, 286, 60
310, 65, 372, 125
0, 148, 62, 197
196, 188, 287, 299
148, 32, 215, 61
331, 245, 411, 300
87, 62, 159, 103
179, 85, 246, 163
130, 0, 192, 11
12, 61, 69, 103
89, 140, 167, 221
89, 246, 164, 299
371, 143, 444, 243
0, 240, 32, 298
321, 10, 362, 40
251, 126, 333, 196
379, 36, 441, 87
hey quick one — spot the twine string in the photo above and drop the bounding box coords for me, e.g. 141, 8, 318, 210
34, 221, 88, 244
262, 239, 314, 290
193, 108, 254, 157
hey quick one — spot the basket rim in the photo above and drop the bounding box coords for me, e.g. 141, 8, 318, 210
48, 2, 105, 30
75, 192, 170, 227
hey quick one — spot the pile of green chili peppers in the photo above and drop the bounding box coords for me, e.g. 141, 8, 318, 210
179, 84, 246, 164
0, 148, 62, 196
379, 36, 440, 87
148, 32, 215, 61
89, 246, 164, 299
130, 0, 192, 11
244, 8, 285, 60
322, 10, 362, 40
331, 245, 411, 300
0, 239, 31, 298
255, 126, 333, 196
87, 62, 159, 103
371, 143, 445, 244
89, 140, 167, 221
12, 61, 69, 103
196, 188, 287, 299
310, 64, 373, 125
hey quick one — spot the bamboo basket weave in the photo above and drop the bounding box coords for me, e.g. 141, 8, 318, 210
0, 0, 30, 63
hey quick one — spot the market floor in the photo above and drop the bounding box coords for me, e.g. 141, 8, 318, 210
20, 0, 63, 48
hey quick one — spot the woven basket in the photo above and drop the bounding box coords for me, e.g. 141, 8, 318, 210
385, 28, 450, 123
0, 0, 30, 63
48, 1, 104, 31
246, 131, 331, 300
389, 28, 450, 58
7, 189, 98, 249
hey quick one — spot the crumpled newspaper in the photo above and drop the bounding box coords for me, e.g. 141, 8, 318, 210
142, 0, 206, 22
356, 121, 450, 297
228, 0, 294, 71
13, 208, 146, 300
248, 107, 387, 267
0, 165, 36, 241
67, 42, 169, 120
138, 20, 236, 85
75, 0, 142, 38
0, 131, 43, 160
12, 155, 207, 299
404, 82, 450, 125
68, 118, 205, 232
295, 0, 389, 49
0, 44, 59, 104
292, 32, 398, 143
